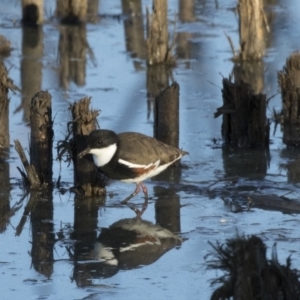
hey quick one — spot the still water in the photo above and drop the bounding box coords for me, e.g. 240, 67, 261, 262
1, 0, 300, 299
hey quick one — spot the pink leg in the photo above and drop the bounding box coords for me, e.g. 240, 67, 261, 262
121, 183, 141, 204
140, 182, 148, 197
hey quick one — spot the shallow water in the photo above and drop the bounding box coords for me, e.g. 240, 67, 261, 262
1, 0, 300, 299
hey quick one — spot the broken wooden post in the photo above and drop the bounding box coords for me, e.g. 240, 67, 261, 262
0, 61, 10, 151
21, 0, 44, 25
56, 0, 87, 24
278, 52, 300, 145
208, 235, 300, 300
70, 97, 105, 196
0, 61, 11, 232
30, 91, 53, 186
146, 0, 174, 65
215, 77, 269, 148
154, 81, 180, 148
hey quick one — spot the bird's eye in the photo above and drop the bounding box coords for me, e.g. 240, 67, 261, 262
97, 140, 102, 145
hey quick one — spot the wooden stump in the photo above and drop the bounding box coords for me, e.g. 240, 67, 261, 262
70, 97, 105, 196
56, 0, 87, 24
0, 61, 10, 150
0, 61, 9, 231
30, 91, 53, 186
146, 0, 173, 65
154, 82, 180, 148
278, 52, 300, 145
21, 0, 44, 25
215, 77, 269, 148
208, 235, 300, 300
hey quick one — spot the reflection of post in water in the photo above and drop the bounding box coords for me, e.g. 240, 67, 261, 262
278, 52, 300, 146
282, 155, 300, 184
0, 62, 11, 232
72, 194, 101, 286
122, 0, 146, 60
56, 0, 87, 24
154, 186, 181, 233
176, 0, 194, 65
58, 25, 87, 90
222, 147, 269, 180
146, 64, 171, 118
57, 0, 89, 89
19, 26, 43, 122
238, 0, 267, 61
147, 0, 174, 65
21, 0, 43, 25
30, 190, 55, 278
230, 0, 269, 96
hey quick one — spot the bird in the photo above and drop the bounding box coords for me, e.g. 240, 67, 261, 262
78, 129, 188, 203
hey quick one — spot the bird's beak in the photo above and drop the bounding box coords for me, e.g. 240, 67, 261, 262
78, 147, 91, 159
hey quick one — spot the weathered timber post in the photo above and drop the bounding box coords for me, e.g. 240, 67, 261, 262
21, 0, 44, 25
0, 62, 10, 151
56, 0, 87, 24
70, 97, 105, 196
147, 0, 173, 65
208, 235, 300, 300
30, 91, 53, 186
154, 82, 180, 148
278, 52, 300, 145
215, 77, 269, 148
0, 62, 11, 233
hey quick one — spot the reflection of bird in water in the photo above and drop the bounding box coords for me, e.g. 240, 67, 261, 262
73, 218, 182, 285
78, 129, 188, 204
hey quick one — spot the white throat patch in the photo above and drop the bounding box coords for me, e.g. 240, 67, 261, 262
90, 143, 117, 167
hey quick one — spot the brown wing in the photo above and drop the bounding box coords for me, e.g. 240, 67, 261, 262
117, 132, 187, 166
